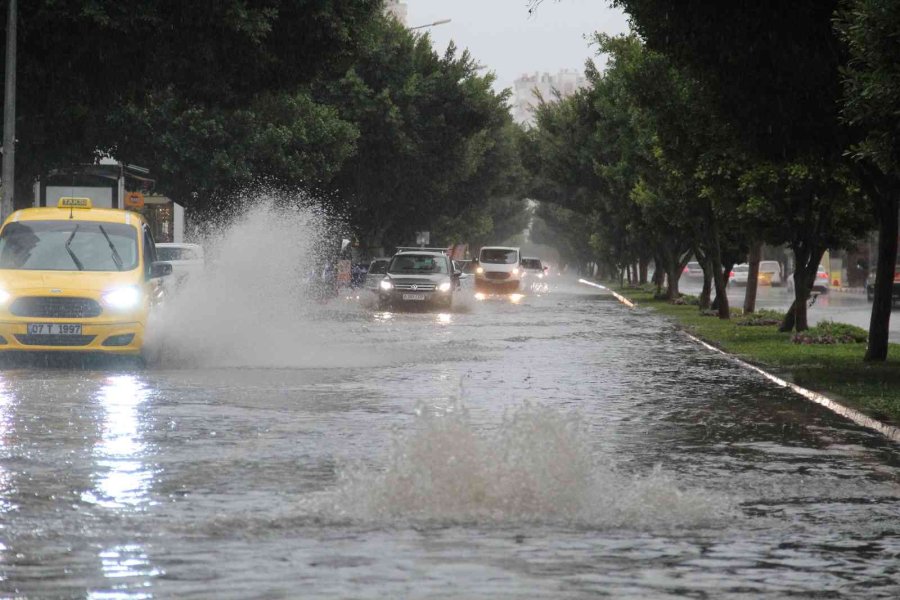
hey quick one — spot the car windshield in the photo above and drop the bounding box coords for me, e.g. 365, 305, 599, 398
480, 249, 518, 264
369, 260, 388, 275
688, 262, 700, 269
521, 258, 542, 270
388, 254, 448, 274
0, 220, 139, 271
759, 262, 779, 272
157, 246, 200, 261
734, 265, 749, 272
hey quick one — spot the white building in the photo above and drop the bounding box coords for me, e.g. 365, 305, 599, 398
384, 0, 408, 25
512, 69, 588, 126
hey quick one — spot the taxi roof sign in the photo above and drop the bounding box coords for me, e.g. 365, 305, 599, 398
58, 197, 92, 209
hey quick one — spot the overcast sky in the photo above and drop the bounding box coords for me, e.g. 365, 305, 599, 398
404, 0, 631, 93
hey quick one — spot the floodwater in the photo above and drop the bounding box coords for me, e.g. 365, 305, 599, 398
1, 210, 899, 598
1, 281, 899, 598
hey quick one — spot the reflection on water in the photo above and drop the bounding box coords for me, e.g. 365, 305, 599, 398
87, 544, 159, 600
82, 375, 153, 509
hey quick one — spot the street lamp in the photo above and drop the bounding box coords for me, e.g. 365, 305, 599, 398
409, 18, 451, 30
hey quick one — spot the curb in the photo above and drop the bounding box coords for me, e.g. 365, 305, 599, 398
579, 279, 900, 443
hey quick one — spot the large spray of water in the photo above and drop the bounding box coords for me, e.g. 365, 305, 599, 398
304, 402, 735, 528
145, 199, 374, 369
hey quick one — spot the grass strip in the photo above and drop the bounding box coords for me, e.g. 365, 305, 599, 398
615, 284, 900, 425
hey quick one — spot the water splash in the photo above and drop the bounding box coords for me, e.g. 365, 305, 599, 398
305, 402, 736, 528
145, 198, 377, 369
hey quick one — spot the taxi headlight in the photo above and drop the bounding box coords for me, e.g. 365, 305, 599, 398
380, 279, 393, 291
438, 281, 452, 292
476, 267, 484, 274
103, 286, 142, 309
0, 289, 9, 304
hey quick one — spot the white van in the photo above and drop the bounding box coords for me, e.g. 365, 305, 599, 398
474, 246, 522, 293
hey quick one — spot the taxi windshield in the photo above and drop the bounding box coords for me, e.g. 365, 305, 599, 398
0, 220, 139, 272
388, 254, 449, 274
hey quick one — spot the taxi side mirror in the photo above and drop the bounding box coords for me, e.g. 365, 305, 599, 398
151, 261, 173, 278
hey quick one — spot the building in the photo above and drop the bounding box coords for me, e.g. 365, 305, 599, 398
512, 69, 588, 126
384, 0, 408, 25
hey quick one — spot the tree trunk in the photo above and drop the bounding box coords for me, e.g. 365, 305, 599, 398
743, 241, 762, 314
865, 196, 899, 361
779, 245, 823, 332
639, 257, 649, 284
699, 259, 713, 310
666, 264, 680, 299
707, 219, 730, 319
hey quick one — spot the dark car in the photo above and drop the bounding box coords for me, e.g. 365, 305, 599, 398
866, 268, 900, 304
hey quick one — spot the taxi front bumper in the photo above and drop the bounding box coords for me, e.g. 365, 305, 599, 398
0, 319, 145, 354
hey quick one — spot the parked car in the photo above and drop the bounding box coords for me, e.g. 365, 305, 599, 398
865, 267, 900, 304
155, 242, 204, 286
683, 261, 703, 278
786, 265, 831, 294
729, 263, 750, 286
758, 260, 783, 286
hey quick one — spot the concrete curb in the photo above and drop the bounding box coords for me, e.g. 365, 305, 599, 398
579, 279, 900, 443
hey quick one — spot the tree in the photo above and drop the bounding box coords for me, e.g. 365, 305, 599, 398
320, 17, 520, 253
3, 0, 381, 209
836, 0, 900, 361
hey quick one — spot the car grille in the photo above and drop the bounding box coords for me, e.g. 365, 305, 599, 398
10, 297, 102, 318
393, 283, 436, 291
14, 334, 96, 347
485, 272, 511, 280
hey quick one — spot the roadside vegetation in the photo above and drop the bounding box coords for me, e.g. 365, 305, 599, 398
616, 285, 900, 423
524, 0, 900, 363
9, 2, 529, 254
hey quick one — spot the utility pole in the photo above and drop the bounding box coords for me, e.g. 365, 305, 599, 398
1, 0, 16, 219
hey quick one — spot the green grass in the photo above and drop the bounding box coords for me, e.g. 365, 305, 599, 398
616, 284, 900, 424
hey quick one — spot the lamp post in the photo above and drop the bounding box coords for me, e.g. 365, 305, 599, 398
1, 0, 16, 220
408, 18, 451, 30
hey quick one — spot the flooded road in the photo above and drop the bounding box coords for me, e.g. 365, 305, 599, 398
1, 280, 899, 598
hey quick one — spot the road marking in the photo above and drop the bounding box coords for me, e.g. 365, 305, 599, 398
578, 279, 635, 308
587, 279, 900, 443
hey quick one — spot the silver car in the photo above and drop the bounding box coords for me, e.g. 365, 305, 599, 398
378, 251, 460, 309
364, 258, 390, 293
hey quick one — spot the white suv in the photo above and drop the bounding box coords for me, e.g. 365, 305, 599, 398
474, 246, 522, 293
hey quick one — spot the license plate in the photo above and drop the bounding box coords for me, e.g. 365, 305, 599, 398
402, 294, 426, 301
27, 323, 83, 335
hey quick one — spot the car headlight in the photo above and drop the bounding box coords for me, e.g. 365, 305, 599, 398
513, 268, 520, 275
0, 289, 9, 304
476, 267, 484, 274
102, 286, 142, 309
380, 279, 393, 291
438, 281, 452, 292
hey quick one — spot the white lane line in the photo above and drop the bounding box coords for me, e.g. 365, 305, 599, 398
586, 279, 900, 443
578, 279, 635, 308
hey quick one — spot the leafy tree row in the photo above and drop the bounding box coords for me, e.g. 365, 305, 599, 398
525, 1, 898, 361
3, 2, 526, 254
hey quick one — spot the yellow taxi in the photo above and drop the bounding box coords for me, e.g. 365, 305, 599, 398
0, 197, 171, 356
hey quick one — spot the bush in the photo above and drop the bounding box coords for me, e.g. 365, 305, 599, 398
670, 294, 699, 306
737, 309, 785, 327
792, 321, 868, 345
